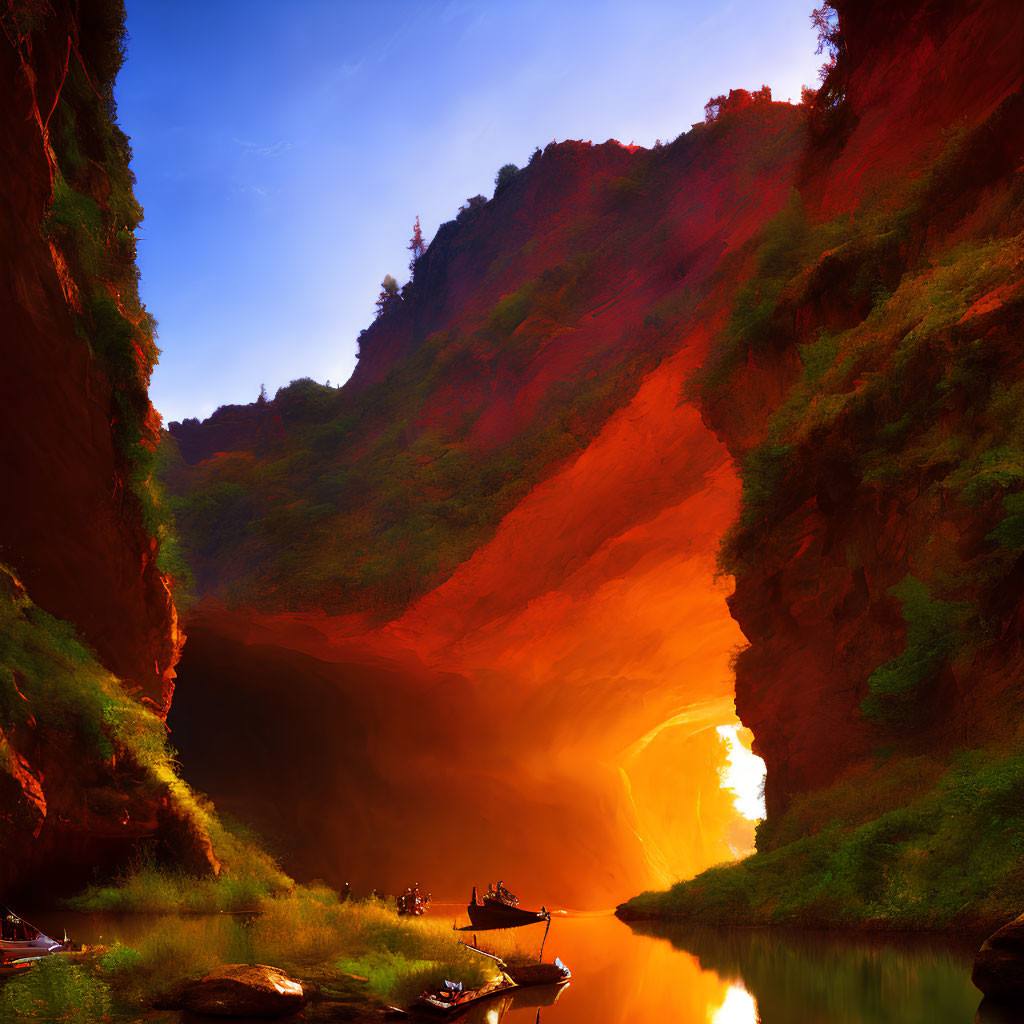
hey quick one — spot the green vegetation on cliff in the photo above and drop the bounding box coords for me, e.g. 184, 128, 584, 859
165, 255, 676, 613
0, 563, 285, 899
630, 84, 1024, 928
621, 744, 1024, 929
32, 4, 190, 598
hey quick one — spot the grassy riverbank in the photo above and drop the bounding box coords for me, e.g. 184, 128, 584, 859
3, 886, 496, 1020
619, 745, 1024, 934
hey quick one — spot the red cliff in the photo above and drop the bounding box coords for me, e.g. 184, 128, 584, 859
166, 0, 1024, 913
0, 0, 198, 896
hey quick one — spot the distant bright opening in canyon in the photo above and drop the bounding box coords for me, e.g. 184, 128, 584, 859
717, 725, 767, 824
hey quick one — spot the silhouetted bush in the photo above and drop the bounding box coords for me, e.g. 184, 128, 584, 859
494, 162, 520, 195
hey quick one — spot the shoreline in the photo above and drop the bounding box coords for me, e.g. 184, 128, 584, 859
614, 903, 1007, 945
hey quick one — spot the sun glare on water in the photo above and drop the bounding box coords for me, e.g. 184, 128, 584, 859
710, 984, 759, 1024
716, 724, 766, 821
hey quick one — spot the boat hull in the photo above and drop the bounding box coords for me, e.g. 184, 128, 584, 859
466, 901, 549, 930
505, 962, 571, 986
413, 977, 516, 1016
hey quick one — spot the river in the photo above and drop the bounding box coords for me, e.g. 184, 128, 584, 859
21, 905, 1000, 1022
427, 907, 991, 1024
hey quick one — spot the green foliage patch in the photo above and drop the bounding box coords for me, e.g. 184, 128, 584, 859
167, 251, 664, 613
623, 745, 1024, 929
1, 957, 111, 1020
0, 563, 286, 901
73, 889, 494, 1012
36, 40, 190, 601
860, 576, 974, 725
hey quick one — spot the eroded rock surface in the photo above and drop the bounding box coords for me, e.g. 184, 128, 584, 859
974, 913, 1024, 1000
182, 964, 305, 1017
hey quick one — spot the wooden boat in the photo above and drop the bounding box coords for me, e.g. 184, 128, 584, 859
465, 885, 549, 931
458, 943, 570, 990
413, 974, 517, 1016
504, 957, 571, 987
1, 905, 68, 958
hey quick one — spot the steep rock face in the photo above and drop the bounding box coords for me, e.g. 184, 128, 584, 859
166, 0, 1024, 906
1, 1, 179, 705
717, 0, 1024, 818
166, 96, 810, 903
0, 1, 190, 894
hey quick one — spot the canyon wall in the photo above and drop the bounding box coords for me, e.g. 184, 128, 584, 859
166, 0, 1024, 908
0, 0, 198, 896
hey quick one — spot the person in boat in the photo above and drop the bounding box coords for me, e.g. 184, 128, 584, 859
398, 887, 412, 914
495, 881, 519, 907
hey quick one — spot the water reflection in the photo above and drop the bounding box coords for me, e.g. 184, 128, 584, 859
975, 996, 1024, 1024
465, 915, 981, 1024
631, 919, 981, 1024
454, 983, 568, 1024
711, 984, 759, 1024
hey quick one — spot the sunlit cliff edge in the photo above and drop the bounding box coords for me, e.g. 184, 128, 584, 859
164, 0, 1024, 925
0, 0, 248, 899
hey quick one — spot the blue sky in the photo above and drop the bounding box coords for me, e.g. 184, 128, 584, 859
118, 1, 823, 424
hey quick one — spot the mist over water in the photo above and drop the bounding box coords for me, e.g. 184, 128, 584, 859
170, 620, 746, 909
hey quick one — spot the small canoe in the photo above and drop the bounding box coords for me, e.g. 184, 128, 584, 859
504, 958, 571, 987
413, 975, 517, 1017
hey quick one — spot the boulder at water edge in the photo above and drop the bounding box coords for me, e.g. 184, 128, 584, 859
182, 963, 305, 1017
973, 913, 1024, 999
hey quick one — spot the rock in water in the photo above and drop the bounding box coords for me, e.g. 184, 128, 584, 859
973, 913, 1024, 999
183, 964, 305, 1017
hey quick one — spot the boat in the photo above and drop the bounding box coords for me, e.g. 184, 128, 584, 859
458, 943, 570, 989
397, 885, 431, 916
0, 905, 69, 973
504, 957, 570, 987
465, 884, 549, 931
413, 974, 517, 1016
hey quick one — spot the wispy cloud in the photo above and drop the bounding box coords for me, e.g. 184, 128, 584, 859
232, 138, 294, 158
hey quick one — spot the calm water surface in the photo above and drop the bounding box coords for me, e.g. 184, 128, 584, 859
428, 906, 987, 1024
24, 905, 996, 1023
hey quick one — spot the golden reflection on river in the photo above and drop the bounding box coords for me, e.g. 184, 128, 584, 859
440, 908, 981, 1024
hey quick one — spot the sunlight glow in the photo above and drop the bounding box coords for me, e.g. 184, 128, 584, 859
710, 983, 759, 1024
716, 725, 766, 821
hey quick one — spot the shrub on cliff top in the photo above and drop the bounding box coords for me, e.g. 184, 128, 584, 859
494, 162, 520, 195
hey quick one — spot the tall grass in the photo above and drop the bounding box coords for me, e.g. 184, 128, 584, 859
1, 957, 111, 1020
68, 860, 285, 914
89, 889, 497, 1010
0, 562, 289, 910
